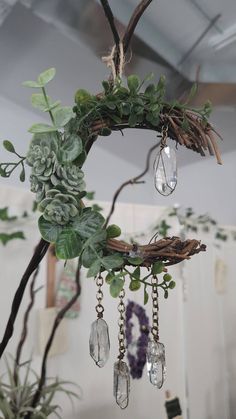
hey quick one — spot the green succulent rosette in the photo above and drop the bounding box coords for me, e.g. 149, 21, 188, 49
26, 133, 58, 181
38, 189, 79, 225
51, 164, 85, 194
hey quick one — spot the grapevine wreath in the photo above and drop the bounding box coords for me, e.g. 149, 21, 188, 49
0, 0, 222, 412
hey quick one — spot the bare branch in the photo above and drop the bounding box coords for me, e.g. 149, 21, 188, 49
0, 239, 49, 359
100, 0, 120, 47
123, 0, 153, 53
26, 266, 81, 418
104, 139, 161, 228
13, 267, 39, 385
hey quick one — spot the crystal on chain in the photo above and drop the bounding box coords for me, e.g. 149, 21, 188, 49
146, 339, 166, 388
113, 361, 130, 409
89, 318, 110, 368
154, 145, 177, 196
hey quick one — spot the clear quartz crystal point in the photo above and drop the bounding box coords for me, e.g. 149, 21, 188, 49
154, 145, 177, 196
113, 361, 130, 409
89, 318, 110, 368
146, 339, 166, 388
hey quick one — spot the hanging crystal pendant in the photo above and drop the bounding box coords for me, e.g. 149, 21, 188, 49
89, 318, 110, 368
146, 339, 166, 388
113, 360, 130, 409
154, 145, 177, 196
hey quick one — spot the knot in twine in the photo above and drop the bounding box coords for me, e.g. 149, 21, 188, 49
102, 42, 125, 82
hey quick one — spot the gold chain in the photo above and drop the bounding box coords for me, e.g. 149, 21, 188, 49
117, 288, 126, 360
151, 275, 159, 342
95, 274, 104, 318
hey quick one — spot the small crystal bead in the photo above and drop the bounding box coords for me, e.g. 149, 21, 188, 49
89, 318, 110, 368
113, 361, 130, 409
146, 339, 166, 388
154, 145, 177, 196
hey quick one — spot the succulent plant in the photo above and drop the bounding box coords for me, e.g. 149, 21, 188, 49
52, 164, 85, 194
26, 133, 58, 182
38, 189, 79, 225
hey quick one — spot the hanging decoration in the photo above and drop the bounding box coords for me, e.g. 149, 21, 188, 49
114, 288, 130, 409
0, 0, 223, 413
154, 125, 177, 196
89, 274, 110, 367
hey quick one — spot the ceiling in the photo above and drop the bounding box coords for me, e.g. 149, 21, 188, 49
0, 0, 235, 169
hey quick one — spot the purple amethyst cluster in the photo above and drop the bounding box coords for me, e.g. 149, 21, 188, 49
125, 301, 150, 379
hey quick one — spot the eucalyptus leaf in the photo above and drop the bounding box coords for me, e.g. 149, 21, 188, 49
38, 216, 63, 243
129, 280, 141, 291
110, 277, 124, 298
55, 229, 82, 260
152, 261, 164, 275
127, 256, 143, 266
59, 135, 83, 163
28, 123, 58, 134
144, 288, 149, 305
132, 266, 140, 280
22, 80, 43, 88
87, 260, 101, 278
3, 140, 15, 153
102, 254, 123, 270
37, 68, 56, 86
19, 167, 25, 182
31, 93, 49, 111
81, 247, 99, 268
54, 107, 74, 127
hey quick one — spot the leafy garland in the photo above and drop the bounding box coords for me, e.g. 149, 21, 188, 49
0, 68, 216, 300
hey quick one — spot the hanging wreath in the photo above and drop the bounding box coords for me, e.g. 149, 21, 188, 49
0, 0, 222, 413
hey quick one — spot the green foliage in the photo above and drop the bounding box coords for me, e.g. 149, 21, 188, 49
0, 356, 79, 418
2, 68, 207, 299
0, 207, 17, 222
110, 276, 125, 298
0, 231, 25, 246
106, 224, 121, 239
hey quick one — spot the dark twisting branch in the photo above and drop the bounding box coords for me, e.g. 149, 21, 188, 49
123, 0, 153, 53
13, 266, 40, 385
26, 265, 82, 419
100, 0, 120, 47
0, 238, 49, 359
104, 139, 161, 228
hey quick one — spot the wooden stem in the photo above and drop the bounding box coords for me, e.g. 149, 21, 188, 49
123, 0, 153, 52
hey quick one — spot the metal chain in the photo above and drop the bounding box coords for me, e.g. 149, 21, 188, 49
151, 275, 159, 342
160, 125, 168, 151
95, 274, 104, 318
117, 288, 126, 360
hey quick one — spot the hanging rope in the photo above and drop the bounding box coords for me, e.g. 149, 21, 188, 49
102, 42, 125, 82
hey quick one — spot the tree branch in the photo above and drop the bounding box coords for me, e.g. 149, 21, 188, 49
104, 139, 161, 228
26, 265, 82, 418
100, 0, 120, 47
13, 267, 39, 385
123, 0, 153, 53
0, 238, 49, 359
